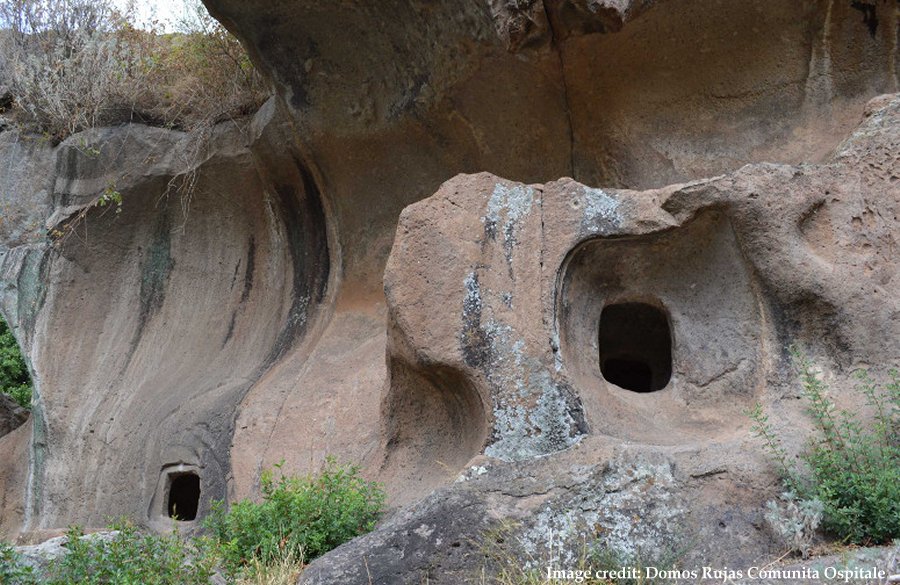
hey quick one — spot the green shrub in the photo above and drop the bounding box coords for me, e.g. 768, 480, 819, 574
0, 315, 32, 410
750, 349, 900, 545
206, 459, 385, 575
0, 541, 35, 585
44, 522, 215, 585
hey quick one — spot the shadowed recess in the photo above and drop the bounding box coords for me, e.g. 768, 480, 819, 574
599, 302, 672, 392
167, 473, 201, 521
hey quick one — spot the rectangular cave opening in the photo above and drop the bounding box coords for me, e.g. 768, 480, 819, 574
599, 302, 672, 392
167, 472, 200, 521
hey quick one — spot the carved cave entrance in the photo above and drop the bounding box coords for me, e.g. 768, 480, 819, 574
598, 302, 672, 392
167, 472, 200, 521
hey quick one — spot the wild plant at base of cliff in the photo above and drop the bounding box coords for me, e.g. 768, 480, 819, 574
205, 457, 384, 577
762, 491, 824, 559
749, 347, 900, 549
43, 521, 216, 585
233, 547, 305, 585
0, 541, 35, 585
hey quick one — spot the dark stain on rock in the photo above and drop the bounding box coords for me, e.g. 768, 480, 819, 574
851, 1, 878, 37
230, 259, 241, 290
263, 159, 330, 366
123, 213, 174, 369
138, 215, 175, 331
222, 312, 237, 348
241, 236, 256, 303
255, 24, 317, 110
15, 248, 50, 345
460, 272, 494, 369
483, 218, 498, 241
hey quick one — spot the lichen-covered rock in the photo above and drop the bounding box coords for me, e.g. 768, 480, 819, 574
13, 531, 120, 577
304, 94, 899, 583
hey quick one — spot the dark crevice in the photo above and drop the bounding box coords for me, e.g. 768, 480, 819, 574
851, 1, 879, 37
542, 4, 577, 179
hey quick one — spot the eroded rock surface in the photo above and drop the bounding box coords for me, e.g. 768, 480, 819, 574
0, 0, 897, 583
0, 100, 332, 535
299, 95, 898, 583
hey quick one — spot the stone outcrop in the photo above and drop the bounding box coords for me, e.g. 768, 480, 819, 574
0, 0, 898, 582
301, 94, 900, 583
0, 393, 27, 437
0, 102, 332, 536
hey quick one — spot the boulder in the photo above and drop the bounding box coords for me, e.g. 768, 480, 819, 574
0, 393, 27, 437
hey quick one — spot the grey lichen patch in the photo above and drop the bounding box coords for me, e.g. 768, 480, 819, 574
460, 268, 585, 462
515, 455, 684, 568
597, 456, 683, 560
580, 186, 622, 236
480, 319, 584, 462
455, 463, 490, 483
484, 183, 535, 271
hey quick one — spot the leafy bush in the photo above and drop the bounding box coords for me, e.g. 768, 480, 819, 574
0, 541, 35, 585
750, 349, 900, 546
206, 459, 385, 575
44, 522, 215, 585
0, 314, 31, 410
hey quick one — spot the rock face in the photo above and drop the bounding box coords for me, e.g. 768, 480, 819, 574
0, 103, 332, 535
0, 393, 27, 437
302, 95, 900, 583
0, 0, 898, 582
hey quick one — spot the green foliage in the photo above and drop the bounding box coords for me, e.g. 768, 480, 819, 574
206, 459, 384, 575
43, 522, 216, 585
749, 348, 900, 545
0, 541, 36, 585
96, 183, 123, 214
0, 315, 32, 410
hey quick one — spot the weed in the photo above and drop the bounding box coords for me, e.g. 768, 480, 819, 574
96, 183, 123, 214
749, 347, 899, 547
206, 458, 385, 575
41, 521, 215, 584
234, 547, 305, 585
762, 491, 824, 559
0, 541, 35, 585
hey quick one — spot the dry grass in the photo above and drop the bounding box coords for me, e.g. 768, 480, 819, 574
235, 549, 306, 585
0, 0, 269, 142
474, 521, 687, 585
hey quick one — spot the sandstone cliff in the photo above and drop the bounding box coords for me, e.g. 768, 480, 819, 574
0, 0, 897, 582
